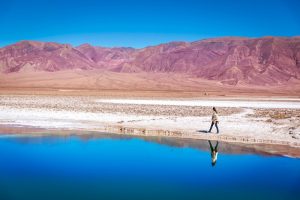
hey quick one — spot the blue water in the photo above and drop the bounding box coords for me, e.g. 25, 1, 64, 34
0, 134, 299, 200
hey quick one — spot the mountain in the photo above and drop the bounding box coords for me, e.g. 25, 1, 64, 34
76, 44, 136, 71
1, 37, 300, 86
0, 41, 96, 72
120, 37, 300, 85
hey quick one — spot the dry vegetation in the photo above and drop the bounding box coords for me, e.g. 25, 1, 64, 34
249, 109, 300, 120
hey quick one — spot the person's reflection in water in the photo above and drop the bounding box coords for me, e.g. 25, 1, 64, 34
208, 140, 219, 167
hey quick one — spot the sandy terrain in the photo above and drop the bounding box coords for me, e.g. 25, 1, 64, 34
0, 94, 299, 149
1, 71, 300, 97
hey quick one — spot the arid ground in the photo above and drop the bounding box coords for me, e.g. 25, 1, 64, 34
1, 70, 300, 96
0, 91, 299, 153
1, 70, 300, 158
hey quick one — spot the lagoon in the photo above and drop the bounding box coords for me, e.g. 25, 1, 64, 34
0, 133, 299, 200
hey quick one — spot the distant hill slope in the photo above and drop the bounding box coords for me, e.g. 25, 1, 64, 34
0, 37, 300, 86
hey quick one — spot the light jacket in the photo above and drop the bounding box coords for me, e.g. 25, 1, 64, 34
212, 111, 219, 122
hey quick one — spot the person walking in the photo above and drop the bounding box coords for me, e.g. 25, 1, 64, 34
208, 107, 219, 133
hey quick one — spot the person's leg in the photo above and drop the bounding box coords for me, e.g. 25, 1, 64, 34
208, 140, 213, 151
215, 122, 219, 133
208, 122, 214, 132
215, 141, 219, 150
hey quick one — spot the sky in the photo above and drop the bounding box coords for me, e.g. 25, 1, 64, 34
0, 0, 299, 48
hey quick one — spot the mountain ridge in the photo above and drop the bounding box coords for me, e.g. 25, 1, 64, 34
1, 37, 300, 86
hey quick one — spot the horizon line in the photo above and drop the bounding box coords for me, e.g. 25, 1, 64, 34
1, 35, 300, 49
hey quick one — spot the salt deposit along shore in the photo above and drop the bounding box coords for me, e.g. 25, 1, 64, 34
0, 95, 300, 149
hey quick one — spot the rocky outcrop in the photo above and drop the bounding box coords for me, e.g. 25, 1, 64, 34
121, 37, 300, 85
0, 41, 96, 72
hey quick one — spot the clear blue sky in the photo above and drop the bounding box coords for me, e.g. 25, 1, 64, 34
0, 0, 299, 48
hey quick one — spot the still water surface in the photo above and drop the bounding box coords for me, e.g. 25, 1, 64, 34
0, 133, 299, 200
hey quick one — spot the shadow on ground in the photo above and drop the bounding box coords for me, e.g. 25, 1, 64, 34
197, 130, 208, 133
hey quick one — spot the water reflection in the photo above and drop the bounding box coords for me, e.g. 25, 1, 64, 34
0, 131, 299, 158
208, 140, 219, 167
0, 132, 300, 200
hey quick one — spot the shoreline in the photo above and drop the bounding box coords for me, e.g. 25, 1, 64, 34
2, 123, 299, 147
1, 125, 300, 158
104, 125, 300, 147
0, 94, 299, 150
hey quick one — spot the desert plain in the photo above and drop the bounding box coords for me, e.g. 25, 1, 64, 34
1, 70, 300, 158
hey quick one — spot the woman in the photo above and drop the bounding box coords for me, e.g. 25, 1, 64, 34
208, 107, 219, 133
